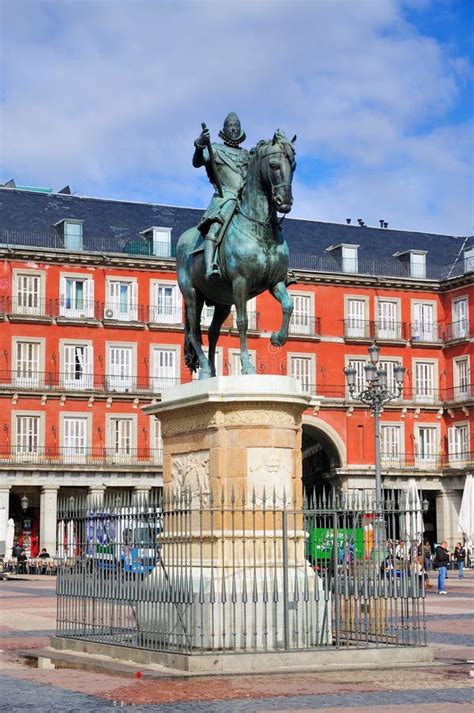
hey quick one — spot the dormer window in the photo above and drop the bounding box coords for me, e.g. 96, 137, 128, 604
394, 250, 427, 279
54, 219, 84, 251
140, 226, 172, 257
326, 243, 359, 273
464, 247, 474, 274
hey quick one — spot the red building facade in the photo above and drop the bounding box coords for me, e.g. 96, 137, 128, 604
0, 187, 472, 555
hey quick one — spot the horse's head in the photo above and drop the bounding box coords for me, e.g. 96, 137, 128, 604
257, 129, 297, 214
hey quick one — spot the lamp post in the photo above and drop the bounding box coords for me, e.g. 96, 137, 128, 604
344, 343, 406, 513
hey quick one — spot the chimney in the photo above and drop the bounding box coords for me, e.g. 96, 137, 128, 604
357, 218, 365, 227
346, 218, 351, 225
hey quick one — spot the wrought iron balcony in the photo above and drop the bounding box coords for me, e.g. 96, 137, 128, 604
0, 370, 183, 395
409, 322, 444, 344
288, 315, 321, 338
343, 319, 407, 342
444, 320, 471, 342
0, 446, 163, 466
379, 452, 473, 471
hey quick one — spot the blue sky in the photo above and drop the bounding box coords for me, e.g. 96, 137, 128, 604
1, 0, 473, 234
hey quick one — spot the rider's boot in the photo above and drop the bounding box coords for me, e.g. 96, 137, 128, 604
204, 229, 221, 280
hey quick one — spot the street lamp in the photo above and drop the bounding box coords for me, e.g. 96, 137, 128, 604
20, 495, 29, 511
344, 342, 406, 513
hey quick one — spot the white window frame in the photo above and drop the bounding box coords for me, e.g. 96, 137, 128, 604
59, 272, 95, 319
289, 291, 315, 336
464, 247, 474, 274
287, 352, 315, 393
106, 414, 137, 463
342, 245, 358, 274
151, 417, 163, 464
345, 356, 368, 396
12, 411, 45, 462
380, 422, 404, 468
411, 299, 437, 342
414, 424, 439, 470
12, 337, 45, 388
379, 356, 404, 402
410, 252, 427, 279
412, 359, 438, 404
375, 297, 401, 340
106, 342, 137, 392
149, 279, 182, 324
344, 295, 369, 338
140, 226, 172, 257
150, 344, 181, 392
63, 220, 84, 251
13, 269, 46, 316
452, 296, 469, 339
60, 412, 91, 463
60, 339, 94, 390
105, 277, 138, 321
453, 356, 470, 401
228, 348, 256, 377
448, 422, 469, 467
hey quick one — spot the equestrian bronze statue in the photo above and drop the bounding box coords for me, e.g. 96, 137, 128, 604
177, 115, 297, 378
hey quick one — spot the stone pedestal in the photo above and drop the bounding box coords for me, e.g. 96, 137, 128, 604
143, 376, 329, 651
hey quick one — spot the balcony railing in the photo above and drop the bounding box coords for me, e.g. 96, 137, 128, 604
343, 320, 407, 341
0, 370, 184, 394
288, 315, 321, 338
409, 322, 444, 343
0, 229, 176, 258
444, 320, 471, 342
0, 446, 163, 466
6, 296, 54, 319
379, 452, 473, 471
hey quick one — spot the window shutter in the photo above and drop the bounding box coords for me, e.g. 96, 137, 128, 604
347, 299, 365, 337
130, 282, 138, 320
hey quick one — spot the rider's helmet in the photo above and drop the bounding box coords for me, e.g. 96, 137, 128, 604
219, 112, 246, 147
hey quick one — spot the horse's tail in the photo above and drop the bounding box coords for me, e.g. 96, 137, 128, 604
184, 305, 200, 373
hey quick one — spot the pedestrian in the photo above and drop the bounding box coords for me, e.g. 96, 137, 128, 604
11, 541, 22, 559
433, 540, 450, 594
423, 539, 432, 571
38, 547, 50, 574
16, 549, 27, 575
453, 542, 466, 579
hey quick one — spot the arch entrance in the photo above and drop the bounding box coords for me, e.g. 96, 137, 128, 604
301, 421, 343, 498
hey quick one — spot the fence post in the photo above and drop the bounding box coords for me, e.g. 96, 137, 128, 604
282, 509, 289, 652
333, 510, 340, 648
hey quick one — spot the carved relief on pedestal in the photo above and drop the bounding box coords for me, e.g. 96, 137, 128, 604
223, 407, 296, 428
247, 448, 292, 506
160, 409, 222, 437
171, 450, 210, 503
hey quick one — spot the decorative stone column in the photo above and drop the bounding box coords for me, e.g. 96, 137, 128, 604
0, 487, 11, 558
87, 485, 105, 507
133, 486, 151, 503
40, 486, 59, 555
436, 490, 463, 544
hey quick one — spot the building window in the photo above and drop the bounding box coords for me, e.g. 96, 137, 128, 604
150, 282, 182, 324
14, 272, 43, 316
410, 252, 426, 278
150, 346, 179, 392
346, 358, 368, 395
60, 276, 94, 318
345, 298, 368, 338
376, 299, 400, 340
448, 424, 469, 466
13, 340, 42, 388
105, 279, 138, 321
464, 247, 474, 274
140, 226, 172, 257
414, 361, 436, 403
452, 297, 469, 339
381, 424, 403, 467
63, 221, 83, 251
107, 417, 135, 462
342, 245, 358, 273
62, 415, 88, 463
289, 293, 313, 335
412, 301, 436, 342
288, 354, 314, 392
15, 414, 42, 460
415, 426, 438, 469
61, 343, 93, 390
107, 344, 135, 392
379, 359, 403, 400
151, 418, 163, 464
228, 349, 255, 376
453, 358, 469, 400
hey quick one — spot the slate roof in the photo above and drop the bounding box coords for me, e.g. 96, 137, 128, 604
1, 188, 472, 279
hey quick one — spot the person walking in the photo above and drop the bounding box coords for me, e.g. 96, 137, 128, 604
434, 540, 450, 594
422, 539, 432, 571
453, 542, 466, 579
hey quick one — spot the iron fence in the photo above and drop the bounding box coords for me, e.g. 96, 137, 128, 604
56, 488, 427, 656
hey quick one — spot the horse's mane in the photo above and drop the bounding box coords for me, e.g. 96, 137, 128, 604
241, 130, 296, 199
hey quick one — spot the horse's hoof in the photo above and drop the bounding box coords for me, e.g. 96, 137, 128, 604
242, 365, 256, 375
270, 331, 285, 347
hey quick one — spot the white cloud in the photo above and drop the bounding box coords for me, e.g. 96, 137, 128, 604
1, 0, 472, 233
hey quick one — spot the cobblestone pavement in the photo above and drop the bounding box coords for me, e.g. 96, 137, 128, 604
0, 571, 472, 712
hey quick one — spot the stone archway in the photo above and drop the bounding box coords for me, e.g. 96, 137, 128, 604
301, 417, 345, 497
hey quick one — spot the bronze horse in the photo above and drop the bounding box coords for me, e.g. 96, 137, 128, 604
176, 130, 297, 378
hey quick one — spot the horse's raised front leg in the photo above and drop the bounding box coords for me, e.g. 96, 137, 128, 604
183, 287, 212, 379
270, 281, 294, 347
208, 303, 232, 377
232, 277, 256, 375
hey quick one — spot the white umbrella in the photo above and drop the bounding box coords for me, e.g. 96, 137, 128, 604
404, 479, 424, 544
458, 473, 474, 544
6, 518, 15, 560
